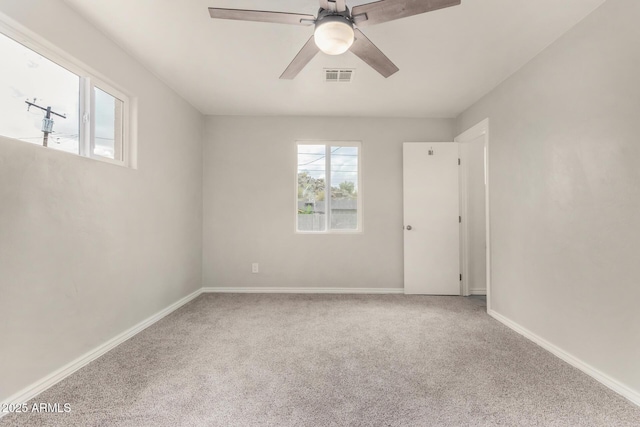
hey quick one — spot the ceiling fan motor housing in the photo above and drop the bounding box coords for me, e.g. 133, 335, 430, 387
314, 8, 355, 55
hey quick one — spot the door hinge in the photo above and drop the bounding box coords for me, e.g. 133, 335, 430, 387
460, 274, 462, 281
459, 216, 462, 223
458, 158, 461, 165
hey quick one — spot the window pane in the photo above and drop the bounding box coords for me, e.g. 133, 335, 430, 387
0, 32, 80, 154
297, 144, 326, 232
330, 146, 358, 230
94, 87, 123, 160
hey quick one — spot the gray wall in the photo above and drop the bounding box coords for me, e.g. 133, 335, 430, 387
456, 0, 640, 395
0, 0, 203, 401
203, 116, 454, 289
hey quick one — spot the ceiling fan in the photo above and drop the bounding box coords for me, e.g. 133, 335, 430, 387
209, 0, 461, 79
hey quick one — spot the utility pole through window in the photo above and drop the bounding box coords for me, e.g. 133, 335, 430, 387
25, 99, 66, 147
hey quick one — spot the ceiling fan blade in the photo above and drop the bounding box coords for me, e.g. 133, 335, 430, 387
209, 8, 315, 26
352, 0, 460, 27
349, 29, 399, 78
280, 36, 320, 79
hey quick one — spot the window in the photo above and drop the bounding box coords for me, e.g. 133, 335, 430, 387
92, 86, 124, 160
0, 29, 130, 166
297, 142, 361, 233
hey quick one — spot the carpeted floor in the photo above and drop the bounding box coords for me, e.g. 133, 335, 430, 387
2, 294, 640, 426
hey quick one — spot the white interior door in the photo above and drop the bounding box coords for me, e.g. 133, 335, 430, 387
403, 142, 460, 295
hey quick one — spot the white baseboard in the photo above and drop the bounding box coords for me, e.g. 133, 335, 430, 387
469, 288, 487, 295
0, 288, 203, 415
488, 309, 640, 408
202, 287, 404, 294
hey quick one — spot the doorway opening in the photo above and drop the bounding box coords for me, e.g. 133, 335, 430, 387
455, 119, 491, 311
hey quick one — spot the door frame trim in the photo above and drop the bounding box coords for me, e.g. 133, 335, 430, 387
455, 119, 491, 311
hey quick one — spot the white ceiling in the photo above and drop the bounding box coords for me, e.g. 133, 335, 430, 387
62, 0, 606, 118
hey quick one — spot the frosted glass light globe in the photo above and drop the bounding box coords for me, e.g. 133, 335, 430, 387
314, 19, 355, 55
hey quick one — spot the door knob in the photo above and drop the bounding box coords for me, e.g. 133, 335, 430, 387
406, 225, 412, 230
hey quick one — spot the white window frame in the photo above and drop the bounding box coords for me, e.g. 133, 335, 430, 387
83, 78, 130, 166
0, 19, 134, 168
295, 140, 363, 234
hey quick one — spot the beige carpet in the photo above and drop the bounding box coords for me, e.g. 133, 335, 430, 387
2, 294, 639, 426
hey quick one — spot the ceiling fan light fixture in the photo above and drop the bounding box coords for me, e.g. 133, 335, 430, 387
314, 16, 354, 55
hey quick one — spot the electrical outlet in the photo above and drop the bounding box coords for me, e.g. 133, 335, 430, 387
252, 263, 259, 274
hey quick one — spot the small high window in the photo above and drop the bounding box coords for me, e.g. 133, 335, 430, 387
297, 142, 362, 233
0, 29, 131, 166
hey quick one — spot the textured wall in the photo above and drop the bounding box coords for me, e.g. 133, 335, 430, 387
456, 0, 640, 396
0, 0, 203, 401
203, 116, 454, 289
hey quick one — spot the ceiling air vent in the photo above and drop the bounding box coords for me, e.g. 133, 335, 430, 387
324, 68, 354, 83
